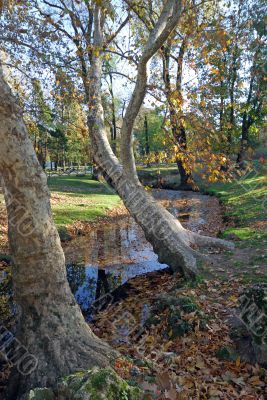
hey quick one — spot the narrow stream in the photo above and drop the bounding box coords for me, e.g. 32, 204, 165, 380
65, 189, 221, 319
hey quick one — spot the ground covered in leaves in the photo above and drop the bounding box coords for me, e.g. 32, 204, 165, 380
89, 164, 267, 399
0, 164, 266, 399
91, 270, 266, 399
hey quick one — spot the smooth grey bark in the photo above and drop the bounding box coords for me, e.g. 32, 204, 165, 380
86, 4, 234, 281
0, 69, 115, 399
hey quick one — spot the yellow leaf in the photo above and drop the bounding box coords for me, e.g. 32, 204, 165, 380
211, 68, 220, 75
228, 295, 238, 302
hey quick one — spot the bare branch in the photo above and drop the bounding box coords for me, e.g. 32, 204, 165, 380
0, 36, 44, 57
103, 70, 135, 83
35, 1, 74, 41
1, 62, 33, 80
105, 15, 130, 46
104, 49, 138, 65
43, 0, 64, 11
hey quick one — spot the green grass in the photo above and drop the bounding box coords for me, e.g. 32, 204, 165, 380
137, 163, 178, 177
47, 175, 121, 227
48, 175, 111, 194
241, 274, 267, 284
205, 163, 267, 244
136, 163, 180, 188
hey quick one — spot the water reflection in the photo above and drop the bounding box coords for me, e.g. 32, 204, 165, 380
67, 260, 168, 320
64, 217, 161, 267
65, 190, 212, 319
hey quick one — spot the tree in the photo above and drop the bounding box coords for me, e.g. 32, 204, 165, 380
193, 0, 266, 162
236, 0, 267, 165
51, 69, 89, 168
31, 79, 53, 168
0, 69, 115, 398
86, 1, 233, 280
0, 0, 233, 279
125, 0, 232, 187
103, 60, 120, 155
161, 34, 196, 189
134, 107, 165, 157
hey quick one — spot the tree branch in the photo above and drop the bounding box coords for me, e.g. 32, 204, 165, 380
104, 48, 138, 65
43, 0, 64, 11
120, 0, 184, 177
123, 0, 152, 30
0, 36, 44, 57
105, 15, 130, 46
103, 70, 135, 83
1, 62, 33, 80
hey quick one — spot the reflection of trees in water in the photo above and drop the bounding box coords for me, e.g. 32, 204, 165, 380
66, 226, 131, 315
67, 263, 94, 294
94, 225, 123, 264
94, 228, 122, 298
95, 269, 110, 299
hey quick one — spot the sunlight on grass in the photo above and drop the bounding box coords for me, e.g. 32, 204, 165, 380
207, 165, 267, 245
48, 176, 121, 226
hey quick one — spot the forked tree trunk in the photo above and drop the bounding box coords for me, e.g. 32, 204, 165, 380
87, 8, 234, 281
0, 70, 114, 399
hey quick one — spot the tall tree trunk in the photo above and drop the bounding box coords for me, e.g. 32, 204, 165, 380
109, 72, 117, 155
227, 47, 238, 153
0, 70, 114, 399
162, 40, 195, 190
144, 115, 151, 167
144, 115, 150, 156
175, 127, 193, 190
219, 78, 225, 134
236, 112, 249, 166
87, 6, 233, 282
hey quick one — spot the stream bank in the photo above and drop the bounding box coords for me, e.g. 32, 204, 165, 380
62, 189, 225, 318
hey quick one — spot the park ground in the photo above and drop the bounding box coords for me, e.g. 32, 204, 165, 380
0, 163, 266, 398
89, 163, 267, 399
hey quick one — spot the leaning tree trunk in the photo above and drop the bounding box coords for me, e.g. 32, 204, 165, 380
87, 8, 234, 281
0, 70, 115, 399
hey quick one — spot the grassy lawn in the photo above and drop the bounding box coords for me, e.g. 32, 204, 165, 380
200, 163, 267, 285
205, 163, 267, 244
47, 175, 121, 227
